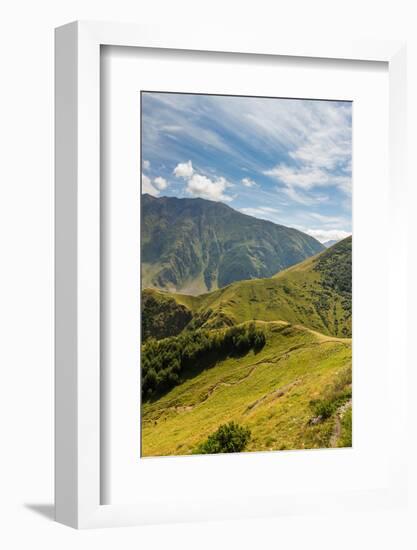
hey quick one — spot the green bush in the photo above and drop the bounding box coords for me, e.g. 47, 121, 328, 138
310, 399, 337, 419
194, 422, 251, 454
309, 366, 352, 421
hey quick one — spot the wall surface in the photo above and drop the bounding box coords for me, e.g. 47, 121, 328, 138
0, 0, 416, 548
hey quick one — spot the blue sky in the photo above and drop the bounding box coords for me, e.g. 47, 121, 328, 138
141, 92, 352, 243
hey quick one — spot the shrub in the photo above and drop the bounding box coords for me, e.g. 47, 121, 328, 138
310, 399, 337, 420
194, 422, 251, 454
309, 366, 352, 421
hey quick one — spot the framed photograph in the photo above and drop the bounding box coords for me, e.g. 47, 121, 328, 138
138, 90, 353, 459
55, 21, 408, 528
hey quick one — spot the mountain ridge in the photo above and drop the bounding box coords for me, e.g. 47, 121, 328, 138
141, 194, 325, 295
142, 236, 352, 340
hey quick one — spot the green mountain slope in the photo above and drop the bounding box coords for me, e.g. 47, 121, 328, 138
141, 321, 352, 456
142, 236, 352, 339
141, 239, 352, 456
141, 194, 324, 295
141, 289, 193, 341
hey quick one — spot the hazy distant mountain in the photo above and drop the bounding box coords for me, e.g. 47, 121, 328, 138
323, 239, 340, 248
141, 194, 325, 295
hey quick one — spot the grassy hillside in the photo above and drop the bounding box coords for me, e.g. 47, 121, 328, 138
141, 194, 324, 294
142, 288, 192, 341
141, 321, 352, 456
141, 238, 352, 456
142, 237, 352, 339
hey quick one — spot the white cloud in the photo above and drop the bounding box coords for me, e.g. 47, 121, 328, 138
241, 177, 257, 188
186, 174, 232, 202
153, 176, 168, 190
142, 173, 160, 196
173, 160, 194, 179
142, 173, 169, 195
143, 159, 151, 170
172, 159, 233, 202
305, 228, 351, 244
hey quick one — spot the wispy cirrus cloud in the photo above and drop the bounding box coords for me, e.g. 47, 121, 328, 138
262, 101, 352, 204
308, 212, 349, 226
279, 186, 329, 206
142, 93, 351, 175
142, 92, 352, 234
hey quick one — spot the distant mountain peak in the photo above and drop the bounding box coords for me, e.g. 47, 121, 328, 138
323, 239, 340, 248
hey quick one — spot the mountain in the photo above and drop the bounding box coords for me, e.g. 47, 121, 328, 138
142, 194, 324, 295
323, 239, 340, 248
142, 236, 352, 340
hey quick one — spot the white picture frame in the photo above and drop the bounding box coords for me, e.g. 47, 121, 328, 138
55, 21, 407, 529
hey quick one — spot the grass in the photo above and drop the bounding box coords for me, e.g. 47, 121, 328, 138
141, 321, 352, 456
310, 365, 352, 419
141, 239, 352, 456
149, 237, 352, 338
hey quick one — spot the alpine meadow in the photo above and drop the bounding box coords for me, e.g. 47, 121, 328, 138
140, 92, 352, 457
